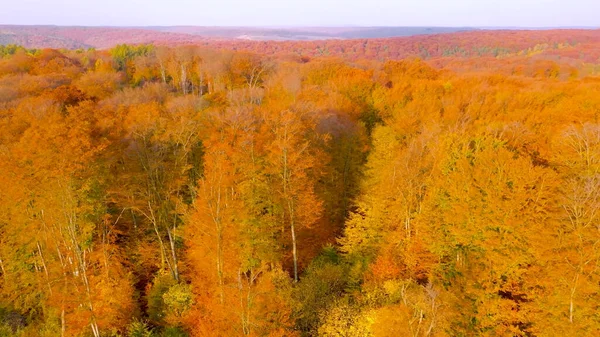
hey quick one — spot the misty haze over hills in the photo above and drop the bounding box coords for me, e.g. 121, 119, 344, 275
0, 25, 478, 49
3, 25, 599, 50
147, 26, 476, 40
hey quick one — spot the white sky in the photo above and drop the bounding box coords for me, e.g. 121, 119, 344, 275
0, 0, 597, 27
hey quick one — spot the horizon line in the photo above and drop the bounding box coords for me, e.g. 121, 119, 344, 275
1, 24, 599, 30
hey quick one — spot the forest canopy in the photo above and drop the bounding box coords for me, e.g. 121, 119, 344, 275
0, 37, 600, 336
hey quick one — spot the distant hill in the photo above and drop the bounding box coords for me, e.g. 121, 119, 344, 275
0, 25, 208, 49
147, 26, 475, 41
2, 25, 600, 65
199, 29, 600, 64
0, 25, 476, 49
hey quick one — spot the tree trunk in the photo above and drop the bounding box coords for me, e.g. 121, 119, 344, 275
569, 273, 579, 323
159, 60, 167, 84
148, 202, 173, 276
0, 256, 6, 281
167, 226, 179, 282
291, 215, 298, 282
36, 241, 52, 295
181, 64, 187, 95
217, 229, 224, 303
61, 308, 66, 337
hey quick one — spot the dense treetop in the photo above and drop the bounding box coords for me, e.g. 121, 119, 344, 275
0, 34, 600, 336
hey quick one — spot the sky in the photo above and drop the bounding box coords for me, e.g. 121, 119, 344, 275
0, 0, 597, 28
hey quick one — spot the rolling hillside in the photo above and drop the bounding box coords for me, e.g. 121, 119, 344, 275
0, 25, 476, 49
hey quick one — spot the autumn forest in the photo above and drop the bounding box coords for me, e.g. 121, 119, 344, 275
1, 29, 600, 337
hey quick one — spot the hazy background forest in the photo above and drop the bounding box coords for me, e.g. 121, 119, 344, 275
1, 24, 600, 337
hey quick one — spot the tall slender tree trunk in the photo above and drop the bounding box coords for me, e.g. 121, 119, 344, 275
290, 204, 298, 282
36, 241, 52, 294
181, 64, 187, 95
569, 273, 579, 323
0, 256, 6, 281
159, 59, 167, 84
282, 141, 299, 282
167, 226, 179, 282
61, 308, 65, 337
